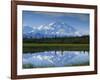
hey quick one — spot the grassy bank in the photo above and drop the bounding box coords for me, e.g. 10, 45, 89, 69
23, 43, 89, 53
23, 43, 88, 47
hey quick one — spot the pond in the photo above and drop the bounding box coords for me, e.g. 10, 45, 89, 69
22, 51, 89, 69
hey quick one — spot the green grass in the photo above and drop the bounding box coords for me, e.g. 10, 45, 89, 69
23, 43, 89, 53
23, 43, 88, 47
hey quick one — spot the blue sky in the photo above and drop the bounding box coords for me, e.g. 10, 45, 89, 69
22, 11, 89, 35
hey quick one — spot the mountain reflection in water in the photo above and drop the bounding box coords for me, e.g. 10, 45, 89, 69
22, 51, 89, 69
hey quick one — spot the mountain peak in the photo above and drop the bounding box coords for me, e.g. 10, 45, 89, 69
23, 22, 82, 38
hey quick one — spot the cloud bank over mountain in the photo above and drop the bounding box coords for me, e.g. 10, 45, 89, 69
23, 21, 86, 38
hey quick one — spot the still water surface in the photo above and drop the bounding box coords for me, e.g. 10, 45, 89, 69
23, 51, 89, 68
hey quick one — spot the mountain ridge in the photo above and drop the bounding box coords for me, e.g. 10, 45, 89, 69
23, 21, 82, 39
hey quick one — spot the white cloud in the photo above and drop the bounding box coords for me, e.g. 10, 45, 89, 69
32, 54, 54, 64
74, 31, 81, 36
74, 52, 80, 55
38, 25, 44, 30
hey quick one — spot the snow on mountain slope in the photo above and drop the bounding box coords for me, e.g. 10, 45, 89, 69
23, 21, 82, 38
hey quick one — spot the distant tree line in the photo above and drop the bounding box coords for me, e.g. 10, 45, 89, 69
23, 35, 89, 44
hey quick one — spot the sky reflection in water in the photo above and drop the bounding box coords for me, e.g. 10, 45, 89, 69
23, 51, 89, 68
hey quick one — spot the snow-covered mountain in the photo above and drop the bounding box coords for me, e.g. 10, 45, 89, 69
23, 21, 82, 38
